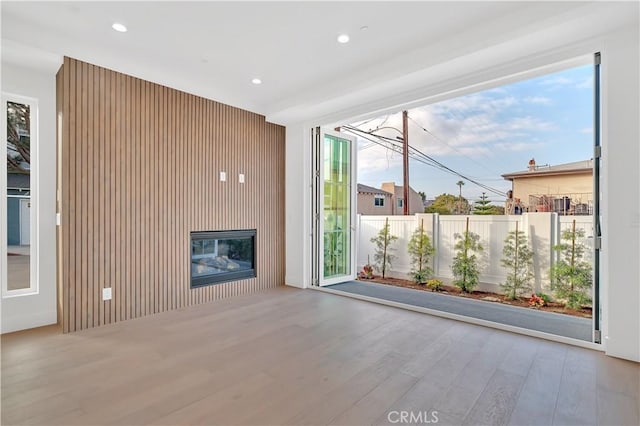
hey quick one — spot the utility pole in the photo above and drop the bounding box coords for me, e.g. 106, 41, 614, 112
402, 110, 409, 215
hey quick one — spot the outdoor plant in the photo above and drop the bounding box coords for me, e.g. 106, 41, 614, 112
528, 293, 546, 308
500, 223, 534, 300
536, 292, 551, 304
407, 219, 435, 284
451, 217, 483, 293
370, 217, 398, 279
550, 220, 593, 309
323, 224, 343, 276
426, 279, 444, 291
359, 256, 375, 280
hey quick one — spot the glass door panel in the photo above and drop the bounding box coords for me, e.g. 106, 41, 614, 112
320, 131, 356, 286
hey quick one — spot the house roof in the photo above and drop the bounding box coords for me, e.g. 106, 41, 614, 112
7, 173, 30, 189
357, 184, 392, 196
502, 159, 593, 180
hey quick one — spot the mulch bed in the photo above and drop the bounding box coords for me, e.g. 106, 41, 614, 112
360, 276, 592, 319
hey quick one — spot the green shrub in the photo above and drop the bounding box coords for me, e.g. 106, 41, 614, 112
370, 217, 398, 279
500, 226, 534, 300
550, 221, 592, 309
451, 218, 483, 293
536, 292, 551, 304
426, 279, 444, 291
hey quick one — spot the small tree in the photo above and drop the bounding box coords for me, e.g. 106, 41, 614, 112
370, 217, 398, 279
501, 222, 534, 299
456, 181, 465, 214
550, 220, 592, 309
407, 219, 435, 284
473, 192, 494, 215
451, 217, 483, 292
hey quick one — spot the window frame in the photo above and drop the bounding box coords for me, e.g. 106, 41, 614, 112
2, 93, 39, 298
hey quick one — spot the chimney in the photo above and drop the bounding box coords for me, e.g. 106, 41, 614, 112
528, 158, 536, 171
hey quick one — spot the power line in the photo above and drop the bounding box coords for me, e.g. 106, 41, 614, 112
343, 125, 505, 197
407, 115, 496, 175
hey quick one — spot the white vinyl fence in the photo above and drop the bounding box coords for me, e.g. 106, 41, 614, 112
357, 213, 593, 294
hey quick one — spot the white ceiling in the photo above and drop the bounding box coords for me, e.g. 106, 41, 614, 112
2, 2, 638, 124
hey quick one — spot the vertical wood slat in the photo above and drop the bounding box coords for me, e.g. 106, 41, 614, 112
55, 66, 64, 328
58, 57, 285, 332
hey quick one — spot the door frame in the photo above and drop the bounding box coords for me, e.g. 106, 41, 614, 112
592, 52, 602, 344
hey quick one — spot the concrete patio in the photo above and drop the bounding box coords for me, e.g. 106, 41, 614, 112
328, 281, 593, 341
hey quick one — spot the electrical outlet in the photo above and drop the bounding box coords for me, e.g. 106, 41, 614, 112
102, 287, 112, 301
219, 171, 227, 182
239, 173, 245, 184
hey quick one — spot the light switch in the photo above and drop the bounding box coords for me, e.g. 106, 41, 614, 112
239, 173, 245, 184
220, 171, 227, 182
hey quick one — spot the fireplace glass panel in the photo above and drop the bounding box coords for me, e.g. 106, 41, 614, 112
190, 230, 256, 287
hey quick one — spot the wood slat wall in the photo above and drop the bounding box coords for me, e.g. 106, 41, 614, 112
56, 57, 286, 333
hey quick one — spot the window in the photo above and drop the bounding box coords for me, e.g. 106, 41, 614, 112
3, 95, 38, 296
374, 195, 385, 207
397, 198, 404, 208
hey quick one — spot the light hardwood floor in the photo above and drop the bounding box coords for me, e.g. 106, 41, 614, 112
1, 287, 638, 426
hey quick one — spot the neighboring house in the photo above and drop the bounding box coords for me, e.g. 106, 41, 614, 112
381, 182, 425, 215
6, 173, 30, 246
502, 158, 593, 214
356, 184, 393, 215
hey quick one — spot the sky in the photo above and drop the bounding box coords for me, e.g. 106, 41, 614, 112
348, 64, 594, 204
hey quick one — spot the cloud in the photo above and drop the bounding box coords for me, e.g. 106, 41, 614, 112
539, 74, 592, 90
540, 76, 573, 87
575, 76, 593, 89
430, 94, 517, 115
357, 141, 402, 175
348, 90, 556, 176
524, 96, 552, 105
580, 127, 593, 135
504, 116, 555, 131
493, 141, 548, 152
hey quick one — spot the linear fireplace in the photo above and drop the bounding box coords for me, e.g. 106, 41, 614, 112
190, 229, 257, 287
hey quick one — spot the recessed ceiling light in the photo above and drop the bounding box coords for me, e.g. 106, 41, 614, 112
251, 78, 262, 85
337, 34, 350, 44
112, 22, 127, 33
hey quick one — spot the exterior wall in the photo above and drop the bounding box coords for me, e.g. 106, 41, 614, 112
58, 57, 285, 333
357, 192, 392, 215
357, 213, 593, 295
510, 172, 593, 209
381, 183, 424, 215
6, 197, 21, 245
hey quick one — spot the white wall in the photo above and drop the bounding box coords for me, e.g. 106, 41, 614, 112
283, 24, 640, 361
1, 63, 58, 332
